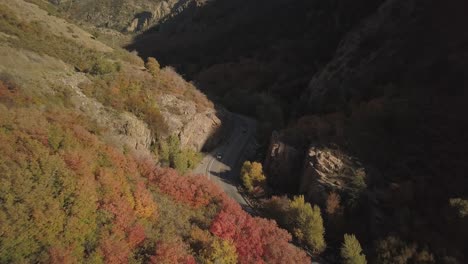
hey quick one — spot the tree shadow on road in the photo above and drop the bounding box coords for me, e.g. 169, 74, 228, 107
209, 169, 241, 186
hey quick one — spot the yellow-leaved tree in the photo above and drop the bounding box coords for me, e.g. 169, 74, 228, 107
289, 195, 326, 254
200, 238, 238, 264
241, 161, 266, 192
341, 234, 367, 264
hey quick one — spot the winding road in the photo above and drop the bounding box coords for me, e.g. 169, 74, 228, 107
194, 113, 323, 263
193, 113, 256, 211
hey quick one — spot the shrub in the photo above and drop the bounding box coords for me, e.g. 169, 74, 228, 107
113, 48, 145, 66
158, 135, 201, 173
326, 191, 342, 215
262, 195, 291, 227
375, 236, 435, 264
146, 57, 161, 77
0, 5, 103, 73
48, 125, 65, 151
347, 169, 367, 208
89, 57, 120, 75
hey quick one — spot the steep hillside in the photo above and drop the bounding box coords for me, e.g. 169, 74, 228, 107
0, 1, 312, 262
2, 0, 467, 263
264, 0, 468, 262
34, 0, 201, 33
126, 0, 385, 142
1, 0, 223, 155
122, 0, 468, 261
41, 0, 386, 141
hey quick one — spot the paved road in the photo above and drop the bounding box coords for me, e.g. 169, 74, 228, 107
193, 113, 256, 211
194, 113, 325, 263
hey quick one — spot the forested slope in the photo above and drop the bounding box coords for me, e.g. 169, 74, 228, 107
0, 1, 311, 262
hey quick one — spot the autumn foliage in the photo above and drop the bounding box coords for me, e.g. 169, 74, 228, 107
150, 239, 196, 264
262, 195, 326, 254
241, 161, 266, 192
210, 199, 310, 263
0, 81, 310, 263
141, 161, 223, 208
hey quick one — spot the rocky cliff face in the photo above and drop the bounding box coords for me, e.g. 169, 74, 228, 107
66, 74, 154, 155
0, 43, 153, 157
298, 0, 468, 115
67, 70, 224, 154
158, 93, 223, 151
267, 0, 468, 204
2, 0, 223, 156
299, 145, 365, 205
298, 0, 418, 114
263, 132, 302, 193
264, 129, 365, 206
49, 0, 203, 33
264, 0, 468, 260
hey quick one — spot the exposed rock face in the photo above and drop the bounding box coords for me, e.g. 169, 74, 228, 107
263, 132, 302, 193
65, 74, 154, 156
179, 111, 222, 151
298, 0, 460, 115
113, 112, 153, 151
299, 0, 412, 113
62, 71, 223, 155
300, 145, 365, 205
1, 0, 223, 158
0, 43, 220, 157
126, 18, 139, 32
51, 0, 204, 32
158, 94, 223, 151
265, 0, 468, 258
0, 48, 154, 156
67, 80, 223, 155
126, 12, 153, 32
264, 128, 365, 204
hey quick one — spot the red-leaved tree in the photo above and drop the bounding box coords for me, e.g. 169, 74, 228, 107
146, 165, 225, 207
211, 197, 310, 264
150, 239, 196, 264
